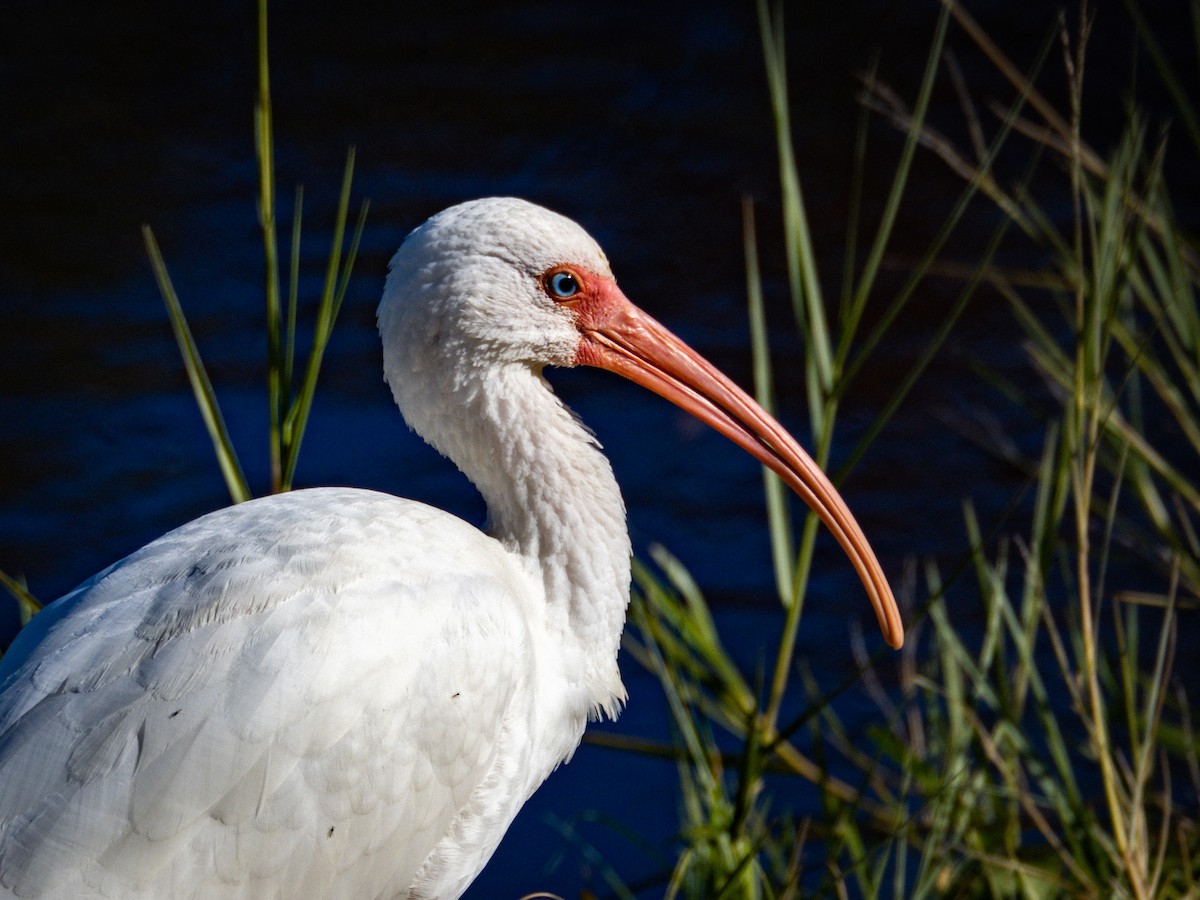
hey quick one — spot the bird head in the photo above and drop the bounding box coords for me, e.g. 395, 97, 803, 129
381, 197, 611, 376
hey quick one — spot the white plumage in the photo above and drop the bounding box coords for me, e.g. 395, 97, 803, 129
0, 198, 902, 898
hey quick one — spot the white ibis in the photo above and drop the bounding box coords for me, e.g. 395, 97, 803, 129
0, 198, 902, 899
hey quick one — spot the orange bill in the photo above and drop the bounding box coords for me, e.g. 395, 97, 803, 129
570, 277, 903, 649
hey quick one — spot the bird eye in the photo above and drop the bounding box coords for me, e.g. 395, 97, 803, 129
546, 270, 581, 300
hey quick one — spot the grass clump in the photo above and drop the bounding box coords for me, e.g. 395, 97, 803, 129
144, 0, 368, 503
608, 1, 1200, 897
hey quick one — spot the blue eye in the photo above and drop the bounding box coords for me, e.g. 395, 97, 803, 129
547, 271, 581, 300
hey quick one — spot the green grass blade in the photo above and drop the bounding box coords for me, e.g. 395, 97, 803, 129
1121, 0, 1200, 155
285, 185, 303, 390
743, 197, 795, 606
837, 211, 1010, 481
839, 1, 951, 360
757, 0, 833, 418
255, 0, 283, 492
281, 148, 362, 490
143, 226, 251, 504
840, 59, 875, 324
840, 20, 1054, 403
331, 198, 369, 328
0, 568, 42, 627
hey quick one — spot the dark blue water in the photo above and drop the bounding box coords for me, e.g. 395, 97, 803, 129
1, 1, 1194, 895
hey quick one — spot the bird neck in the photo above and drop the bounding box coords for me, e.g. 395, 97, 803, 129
429, 364, 631, 720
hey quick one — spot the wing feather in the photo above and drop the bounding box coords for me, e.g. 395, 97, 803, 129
0, 488, 531, 898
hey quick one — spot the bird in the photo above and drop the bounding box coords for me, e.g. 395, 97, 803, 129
0, 197, 903, 899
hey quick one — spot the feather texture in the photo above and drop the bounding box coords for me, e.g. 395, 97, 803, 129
0, 489, 543, 898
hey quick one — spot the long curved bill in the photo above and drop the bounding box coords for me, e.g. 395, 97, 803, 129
572, 280, 903, 649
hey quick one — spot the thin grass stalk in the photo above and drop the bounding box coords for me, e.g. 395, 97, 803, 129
646, 546, 755, 717
942, 0, 1104, 178
754, 1, 827, 748
842, 20, 1053, 408
744, 198, 795, 607
628, 557, 900, 821
1094, 439, 1132, 647
255, 0, 283, 492
756, 0, 833, 419
837, 2, 951, 364
751, 0, 954, 758
1128, 563, 1179, 876
1066, 20, 1107, 847
948, 0, 1200, 274
1061, 17, 1138, 882
753, 0, 914, 752
728, 699, 765, 846
1018, 306, 1200, 518
332, 200, 368, 315
143, 226, 251, 503
280, 150, 362, 489
838, 62, 874, 326
285, 185, 303, 388
838, 210, 1006, 481
629, 600, 721, 801
0, 568, 41, 626
1120, 0, 1200, 155
1125, 240, 1200, 416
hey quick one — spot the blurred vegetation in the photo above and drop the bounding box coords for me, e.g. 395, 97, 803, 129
604, 1, 1200, 896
